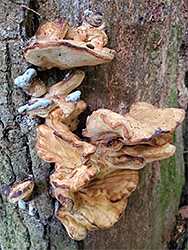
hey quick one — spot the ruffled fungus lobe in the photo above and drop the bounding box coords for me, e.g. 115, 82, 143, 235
83, 102, 185, 146
65, 10, 108, 50
35, 18, 68, 41
36, 123, 98, 192
99, 143, 176, 170
24, 11, 115, 70
2, 180, 34, 203
51, 169, 138, 240
46, 98, 87, 131
35, 119, 139, 240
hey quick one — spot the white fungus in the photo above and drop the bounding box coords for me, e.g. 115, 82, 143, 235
65, 90, 81, 102
14, 68, 37, 88
18, 99, 53, 113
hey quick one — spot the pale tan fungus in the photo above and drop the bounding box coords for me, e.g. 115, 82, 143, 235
24, 12, 115, 70
83, 103, 185, 145
2, 180, 34, 203
65, 11, 108, 50
14, 68, 47, 97
98, 143, 176, 170
36, 124, 98, 191
35, 18, 68, 41
26, 78, 48, 97
18, 71, 86, 131
34, 102, 185, 240
53, 168, 138, 240
46, 98, 87, 131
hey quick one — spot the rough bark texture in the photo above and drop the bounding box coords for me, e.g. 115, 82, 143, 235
0, 0, 187, 249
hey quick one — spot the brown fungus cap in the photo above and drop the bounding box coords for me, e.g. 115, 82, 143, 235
56, 194, 128, 240
14, 68, 47, 97
65, 10, 108, 50
80, 169, 139, 202
50, 163, 99, 192
24, 40, 115, 70
122, 143, 176, 163
62, 10, 107, 46
2, 180, 34, 203
36, 124, 99, 191
24, 14, 115, 70
36, 123, 96, 164
46, 98, 87, 131
54, 168, 138, 240
83, 103, 185, 145
47, 70, 85, 96
35, 18, 68, 41
99, 143, 176, 170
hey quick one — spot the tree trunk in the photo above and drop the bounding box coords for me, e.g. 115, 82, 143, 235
0, 0, 187, 249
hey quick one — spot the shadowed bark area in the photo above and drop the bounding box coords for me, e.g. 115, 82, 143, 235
0, 0, 187, 249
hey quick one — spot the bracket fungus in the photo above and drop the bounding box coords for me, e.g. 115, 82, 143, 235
14, 68, 185, 240
82, 103, 185, 146
34, 101, 185, 240
12, 9, 186, 241
36, 123, 98, 192
24, 11, 115, 70
36, 118, 139, 240
16, 70, 87, 131
99, 143, 176, 170
14, 68, 47, 97
2, 180, 34, 203
54, 171, 136, 241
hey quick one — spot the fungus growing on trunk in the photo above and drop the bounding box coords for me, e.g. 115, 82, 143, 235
99, 143, 176, 170
35, 18, 68, 41
34, 102, 184, 240
14, 38, 185, 240
36, 119, 139, 240
36, 123, 98, 192
16, 70, 87, 131
24, 11, 115, 70
53, 168, 139, 241
82, 103, 185, 146
14, 68, 47, 97
2, 180, 34, 203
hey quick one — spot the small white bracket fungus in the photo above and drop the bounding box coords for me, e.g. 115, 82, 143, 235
15, 68, 37, 88
28, 201, 37, 216
65, 90, 81, 102
18, 99, 54, 114
17, 70, 87, 130
18, 199, 27, 210
14, 68, 47, 97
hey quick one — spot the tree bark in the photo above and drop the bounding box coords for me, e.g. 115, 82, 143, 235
0, 0, 187, 249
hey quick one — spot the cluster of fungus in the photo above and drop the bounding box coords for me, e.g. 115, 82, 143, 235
2, 10, 186, 241
24, 10, 115, 70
